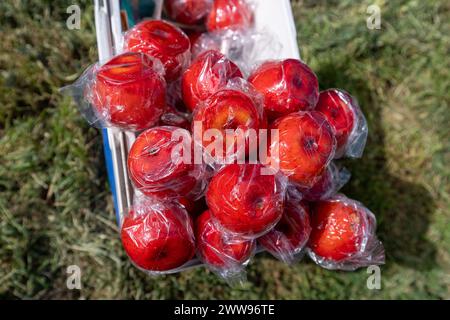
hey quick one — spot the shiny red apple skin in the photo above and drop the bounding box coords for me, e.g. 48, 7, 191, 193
127, 126, 199, 199
248, 59, 319, 119
192, 87, 266, 162
269, 111, 336, 188
182, 50, 243, 112
206, 164, 285, 238
196, 210, 255, 268
121, 201, 195, 271
124, 20, 191, 81
90, 52, 166, 131
206, 0, 253, 32
165, 0, 212, 25
308, 197, 366, 262
315, 89, 356, 157
258, 200, 311, 263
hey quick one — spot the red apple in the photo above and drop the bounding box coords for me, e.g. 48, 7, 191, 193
159, 104, 191, 129
258, 200, 311, 264
121, 198, 195, 271
164, 0, 212, 25
128, 126, 201, 199
206, 0, 253, 32
89, 52, 166, 131
182, 50, 243, 112
196, 210, 255, 269
248, 59, 319, 119
124, 20, 191, 81
315, 89, 359, 158
297, 162, 350, 201
206, 164, 286, 238
192, 85, 266, 163
308, 194, 384, 269
269, 111, 336, 188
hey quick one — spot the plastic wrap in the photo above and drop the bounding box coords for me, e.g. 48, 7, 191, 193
206, 163, 287, 239
181, 49, 243, 112
120, 194, 196, 274
206, 0, 254, 32
315, 89, 368, 158
159, 104, 191, 129
258, 199, 311, 265
191, 29, 282, 76
297, 161, 351, 201
196, 210, 255, 284
124, 19, 191, 81
63, 52, 166, 131
127, 126, 205, 200
307, 194, 385, 271
164, 0, 213, 26
192, 78, 267, 165
269, 111, 336, 189
248, 59, 319, 119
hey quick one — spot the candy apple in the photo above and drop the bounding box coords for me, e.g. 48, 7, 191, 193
192, 85, 266, 162
127, 126, 201, 199
196, 210, 255, 268
182, 50, 243, 111
121, 199, 195, 271
164, 0, 212, 25
308, 194, 384, 270
248, 59, 319, 119
124, 20, 191, 81
206, 163, 285, 238
315, 89, 361, 158
269, 111, 336, 188
89, 52, 166, 131
206, 0, 253, 32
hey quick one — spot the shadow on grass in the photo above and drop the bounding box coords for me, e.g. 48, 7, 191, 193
315, 60, 437, 271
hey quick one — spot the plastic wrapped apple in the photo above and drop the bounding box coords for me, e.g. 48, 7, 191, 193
196, 210, 255, 282
269, 111, 336, 188
206, 0, 253, 32
121, 196, 195, 273
80, 52, 166, 131
307, 194, 385, 270
164, 0, 212, 26
258, 199, 311, 264
206, 163, 286, 238
248, 59, 319, 119
182, 50, 243, 112
127, 126, 205, 200
192, 79, 267, 164
315, 89, 368, 158
124, 20, 191, 81
297, 162, 351, 201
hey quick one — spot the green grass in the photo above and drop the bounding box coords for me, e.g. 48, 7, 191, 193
0, 0, 449, 299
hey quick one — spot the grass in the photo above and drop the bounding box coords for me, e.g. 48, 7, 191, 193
0, 0, 449, 299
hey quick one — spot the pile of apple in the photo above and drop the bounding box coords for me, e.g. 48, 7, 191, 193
73, 0, 385, 282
